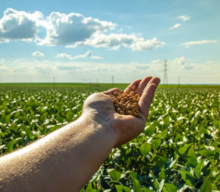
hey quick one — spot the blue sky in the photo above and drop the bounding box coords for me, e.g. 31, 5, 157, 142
0, 0, 219, 84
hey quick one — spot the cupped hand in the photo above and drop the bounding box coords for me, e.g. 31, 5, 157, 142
82, 76, 160, 147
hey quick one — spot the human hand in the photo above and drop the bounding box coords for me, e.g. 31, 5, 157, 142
82, 76, 160, 147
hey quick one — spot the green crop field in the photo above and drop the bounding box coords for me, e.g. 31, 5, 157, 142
0, 84, 220, 191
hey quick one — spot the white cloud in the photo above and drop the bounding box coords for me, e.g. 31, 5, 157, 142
178, 15, 190, 21
173, 57, 186, 65
182, 63, 196, 70
34, 65, 54, 73
57, 50, 103, 60
151, 60, 162, 64
169, 23, 180, 30
57, 65, 81, 70
0, 9, 165, 52
0, 8, 43, 42
1, 59, 220, 84
39, 12, 116, 45
32, 51, 44, 57
181, 40, 218, 46
206, 61, 214, 64
131, 38, 165, 51
0, 59, 5, 64
56, 53, 70, 58
172, 57, 198, 70
67, 34, 165, 51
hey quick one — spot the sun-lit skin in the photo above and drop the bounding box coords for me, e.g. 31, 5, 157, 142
0, 76, 160, 192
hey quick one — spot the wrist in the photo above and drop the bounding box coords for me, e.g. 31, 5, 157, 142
80, 111, 118, 148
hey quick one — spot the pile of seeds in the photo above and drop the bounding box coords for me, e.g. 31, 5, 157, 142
109, 86, 141, 118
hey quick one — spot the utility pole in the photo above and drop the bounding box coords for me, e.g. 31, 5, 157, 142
112, 75, 114, 87
163, 60, 168, 85
53, 77, 55, 89
178, 76, 180, 88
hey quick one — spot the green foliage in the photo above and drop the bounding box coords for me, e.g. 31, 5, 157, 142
0, 86, 220, 191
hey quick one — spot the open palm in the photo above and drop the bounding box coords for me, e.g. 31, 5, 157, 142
83, 76, 160, 147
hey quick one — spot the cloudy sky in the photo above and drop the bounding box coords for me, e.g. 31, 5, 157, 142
0, 0, 219, 84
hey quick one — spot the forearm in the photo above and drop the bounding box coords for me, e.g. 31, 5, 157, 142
0, 113, 116, 192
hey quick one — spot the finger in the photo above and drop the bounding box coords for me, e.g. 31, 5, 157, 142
135, 76, 153, 95
139, 78, 160, 118
103, 88, 120, 95
124, 79, 142, 93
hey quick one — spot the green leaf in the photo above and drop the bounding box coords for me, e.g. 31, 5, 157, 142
159, 167, 166, 180
158, 179, 165, 192
180, 170, 195, 187
187, 146, 197, 165
141, 189, 153, 192
140, 143, 151, 156
86, 182, 99, 192
108, 169, 122, 181
195, 159, 205, 179
133, 178, 141, 192
213, 120, 220, 129
66, 110, 73, 121
129, 172, 138, 180
200, 176, 214, 192
151, 139, 161, 148
145, 125, 156, 136
154, 155, 168, 168
162, 183, 177, 192
178, 144, 192, 155
153, 179, 159, 189
154, 130, 167, 139
115, 185, 131, 192
7, 140, 16, 152
199, 126, 208, 134
198, 150, 215, 158
0, 144, 6, 150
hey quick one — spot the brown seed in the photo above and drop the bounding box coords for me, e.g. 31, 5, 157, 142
128, 110, 133, 115
133, 102, 139, 106
110, 89, 141, 118
114, 91, 119, 96
133, 98, 137, 102
113, 99, 118, 104
120, 111, 125, 115
130, 91, 135, 96
132, 86, 136, 91
127, 104, 132, 110
125, 91, 130, 95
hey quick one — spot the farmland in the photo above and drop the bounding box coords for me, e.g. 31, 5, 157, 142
0, 84, 220, 191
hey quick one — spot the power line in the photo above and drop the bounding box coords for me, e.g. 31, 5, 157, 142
163, 60, 168, 85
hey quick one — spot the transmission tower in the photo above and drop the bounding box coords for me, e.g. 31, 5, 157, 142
163, 60, 168, 85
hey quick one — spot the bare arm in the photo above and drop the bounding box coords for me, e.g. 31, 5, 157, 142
0, 76, 160, 192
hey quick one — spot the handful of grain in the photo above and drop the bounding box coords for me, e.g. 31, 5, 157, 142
109, 86, 141, 118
